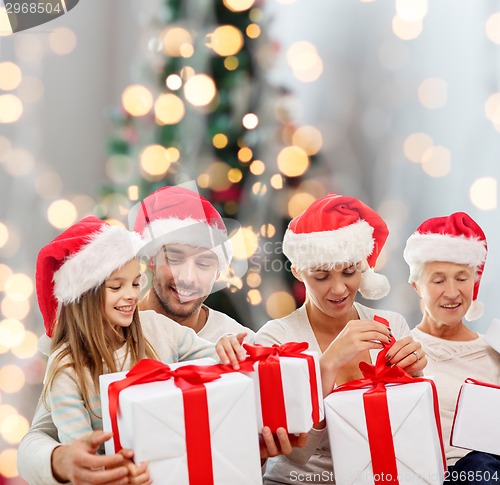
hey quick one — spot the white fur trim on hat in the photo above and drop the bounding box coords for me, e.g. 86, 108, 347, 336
53, 226, 143, 303
139, 217, 233, 271
403, 233, 486, 268
283, 220, 374, 270
465, 300, 484, 321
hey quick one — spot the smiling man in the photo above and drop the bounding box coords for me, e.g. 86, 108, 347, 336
133, 184, 256, 342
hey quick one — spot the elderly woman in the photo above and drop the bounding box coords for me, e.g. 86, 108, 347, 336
404, 212, 500, 483
256, 193, 426, 485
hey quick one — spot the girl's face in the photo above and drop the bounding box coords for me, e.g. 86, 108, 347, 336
104, 259, 141, 331
413, 261, 475, 329
294, 262, 363, 319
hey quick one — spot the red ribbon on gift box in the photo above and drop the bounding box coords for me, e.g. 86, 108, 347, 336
332, 316, 446, 485
243, 342, 321, 432
107, 359, 222, 485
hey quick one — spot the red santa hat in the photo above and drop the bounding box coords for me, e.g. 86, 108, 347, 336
403, 212, 487, 321
36, 216, 143, 337
283, 193, 390, 299
132, 186, 233, 272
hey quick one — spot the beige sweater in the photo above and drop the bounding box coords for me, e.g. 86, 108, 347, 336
411, 327, 500, 466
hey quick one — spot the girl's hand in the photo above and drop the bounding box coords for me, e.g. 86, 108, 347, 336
385, 335, 426, 376
123, 459, 151, 485
215, 332, 247, 370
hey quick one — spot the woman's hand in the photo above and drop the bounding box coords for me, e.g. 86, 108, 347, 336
385, 335, 426, 376
215, 332, 247, 370
320, 319, 392, 395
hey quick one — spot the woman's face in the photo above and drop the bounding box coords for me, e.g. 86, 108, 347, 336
413, 261, 475, 329
295, 262, 363, 319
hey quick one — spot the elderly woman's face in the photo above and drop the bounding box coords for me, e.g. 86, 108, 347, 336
413, 261, 475, 327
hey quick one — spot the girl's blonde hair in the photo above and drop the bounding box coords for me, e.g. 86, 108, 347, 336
43, 281, 158, 415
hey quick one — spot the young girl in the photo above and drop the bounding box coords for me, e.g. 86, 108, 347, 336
36, 216, 245, 483
255, 193, 427, 484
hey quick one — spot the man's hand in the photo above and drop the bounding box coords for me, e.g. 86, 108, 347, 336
259, 426, 308, 460
51, 431, 129, 485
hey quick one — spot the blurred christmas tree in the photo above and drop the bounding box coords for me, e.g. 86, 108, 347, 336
100, 0, 323, 329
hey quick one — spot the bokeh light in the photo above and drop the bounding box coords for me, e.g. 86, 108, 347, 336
5, 273, 33, 301
0, 319, 25, 348
260, 223, 276, 237
154, 93, 185, 124
0, 222, 8, 249
166, 74, 182, 90
238, 147, 253, 163
246, 272, 262, 288
232, 227, 259, 259
0, 365, 25, 393
250, 160, 265, 175
1, 413, 29, 444
252, 181, 267, 195
0, 265, 13, 292
0, 62, 22, 90
122, 85, 153, 116
270, 174, 284, 189
288, 192, 315, 218
128, 185, 139, 201
392, 16, 423, 40
266, 291, 296, 319
162, 27, 194, 57
36, 171, 63, 198
292, 126, 323, 155
140, 145, 171, 179
224, 56, 239, 70
1, 297, 30, 320
49, 27, 77, 55
0, 448, 18, 478
484, 92, 500, 125
247, 289, 262, 305
403, 132, 433, 163
395, 0, 428, 21
470, 177, 497, 210
213, 133, 228, 148
11, 330, 39, 359
228, 168, 243, 183
223, 0, 255, 12
246, 23, 261, 39
286, 41, 323, 82
277, 146, 309, 177
0, 94, 23, 123
47, 199, 78, 229
242, 113, 259, 129
421, 146, 451, 177
207, 25, 244, 56
184, 74, 217, 107
3, 147, 35, 176
485, 12, 500, 44
418, 77, 447, 109
206, 162, 232, 191
0, 6, 13, 36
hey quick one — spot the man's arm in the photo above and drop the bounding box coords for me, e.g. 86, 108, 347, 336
17, 397, 129, 485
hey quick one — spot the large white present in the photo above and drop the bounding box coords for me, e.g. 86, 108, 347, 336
324, 360, 445, 485
243, 342, 324, 433
100, 358, 262, 485
451, 378, 500, 455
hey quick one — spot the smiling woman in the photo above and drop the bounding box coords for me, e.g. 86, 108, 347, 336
404, 212, 500, 482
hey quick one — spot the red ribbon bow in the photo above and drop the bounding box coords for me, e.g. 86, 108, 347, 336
107, 359, 222, 485
332, 316, 446, 484
243, 342, 321, 432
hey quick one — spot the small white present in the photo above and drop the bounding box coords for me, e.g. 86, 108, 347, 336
243, 342, 324, 433
100, 358, 262, 485
451, 378, 500, 455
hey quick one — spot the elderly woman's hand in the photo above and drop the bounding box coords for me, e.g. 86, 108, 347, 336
385, 335, 426, 376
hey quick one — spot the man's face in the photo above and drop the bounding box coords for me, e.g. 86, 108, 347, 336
150, 244, 219, 320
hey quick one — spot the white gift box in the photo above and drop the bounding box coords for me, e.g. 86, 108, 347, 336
246, 349, 324, 434
324, 381, 445, 485
100, 359, 262, 485
451, 379, 500, 455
